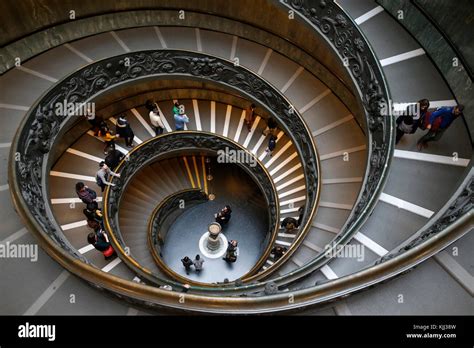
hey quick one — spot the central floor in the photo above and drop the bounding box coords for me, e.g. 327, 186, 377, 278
161, 162, 269, 283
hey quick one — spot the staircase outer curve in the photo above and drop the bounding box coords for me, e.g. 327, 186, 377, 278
9, 3, 396, 311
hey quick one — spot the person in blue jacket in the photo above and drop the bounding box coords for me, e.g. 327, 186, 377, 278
174, 105, 189, 131
417, 104, 464, 150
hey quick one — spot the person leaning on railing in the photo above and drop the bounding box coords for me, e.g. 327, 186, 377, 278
95, 161, 121, 192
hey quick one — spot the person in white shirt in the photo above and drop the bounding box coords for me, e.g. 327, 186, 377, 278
149, 105, 165, 136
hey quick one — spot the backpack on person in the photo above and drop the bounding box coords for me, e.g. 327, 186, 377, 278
268, 136, 277, 151
95, 173, 104, 186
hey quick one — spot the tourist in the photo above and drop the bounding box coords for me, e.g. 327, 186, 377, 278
75, 182, 97, 205
193, 254, 204, 272
83, 202, 102, 225
145, 99, 155, 112
86, 218, 101, 232
149, 105, 165, 136
174, 105, 189, 131
105, 148, 125, 170
245, 103, 256, 132
215, 205, 232, 226
181, 256, 193, 275
172, 101, 180, 116
281, 217, 298, 232
297, 206, 305, 227
116, 114, 134, 147
272, 246, 287, 260
262, 117, 278, 136
96, 161, 121, 192
223, 240, 239, 263
87, 230, 116, 260
97, 122, 116, 155
395, 99, 430, 144
265, 134, 277, 157
417, 104, 464, 150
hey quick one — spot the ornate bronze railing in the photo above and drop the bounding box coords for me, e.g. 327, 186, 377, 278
8, 0, 472, 310
259, 0, 395, 283
104, 131, 279, 289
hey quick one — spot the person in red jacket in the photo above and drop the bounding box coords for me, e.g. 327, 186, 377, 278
417, 104, 464, 150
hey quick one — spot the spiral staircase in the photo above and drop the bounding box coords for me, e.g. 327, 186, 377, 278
0, 0, 472, 315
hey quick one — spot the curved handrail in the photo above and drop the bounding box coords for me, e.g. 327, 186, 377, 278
260, 0, 395, 283
10, 153, 472, 313
147, 189, 209, 285
104, 131, 280, 289
8, 1, 472, 311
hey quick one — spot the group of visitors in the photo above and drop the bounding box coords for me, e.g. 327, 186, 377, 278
180, 255, 204, 275
212, 205, 240, 263
180, 205, 238, 275
95, 161, 121, 192
394, 99, 465, 150
146, 99, 192, 133
81, 99, 294, 273
75, 182, 116, 260
86, 110, 135, 155
86, 100, 281, 160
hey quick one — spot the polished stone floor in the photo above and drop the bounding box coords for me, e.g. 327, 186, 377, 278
161, 162, 269, 283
